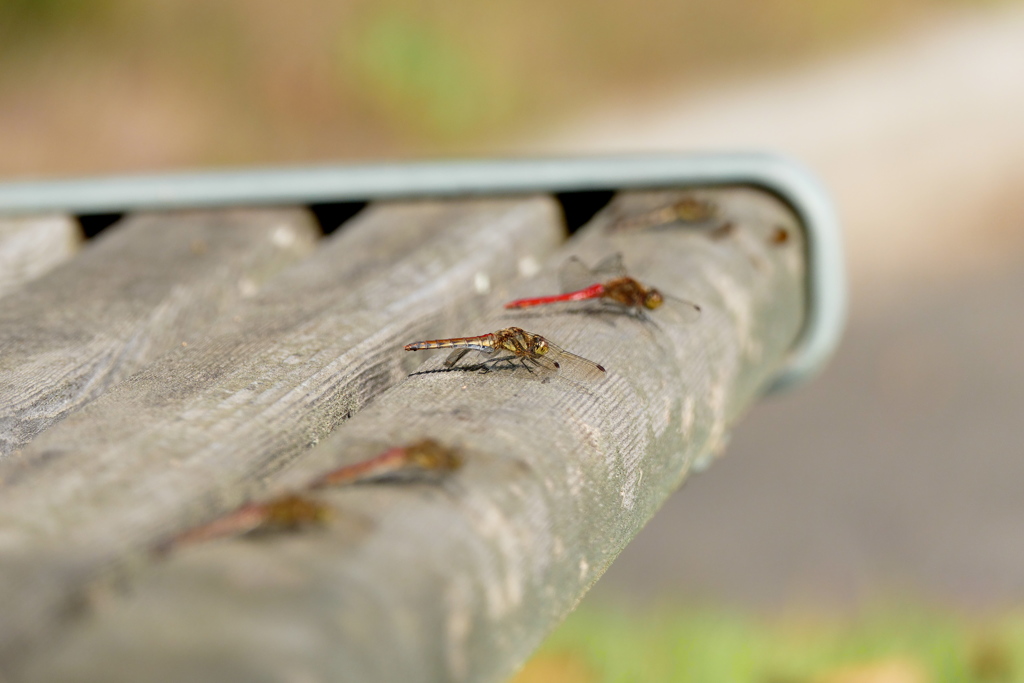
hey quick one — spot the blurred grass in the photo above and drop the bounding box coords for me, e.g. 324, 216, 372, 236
513, 603, 1024, 682
0, 0, 109, 38
0, 0, 1012, 176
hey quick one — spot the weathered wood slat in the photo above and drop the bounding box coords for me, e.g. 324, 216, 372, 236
13, 189, 805, 683
0, 214, 80, 299
0, 209, 320, 457
0, 197, 563, 675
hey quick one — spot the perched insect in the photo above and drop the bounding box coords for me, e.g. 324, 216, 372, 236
769, 225, 791, 245
609, 195, 719, 232
313, 438, 462, 487
404, 326, 606, 381
504, 253, 700, 322
171, 494, 333, 547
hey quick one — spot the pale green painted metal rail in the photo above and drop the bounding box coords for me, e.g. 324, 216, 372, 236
0, 153, 845, 393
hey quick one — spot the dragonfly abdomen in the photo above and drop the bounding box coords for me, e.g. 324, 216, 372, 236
504, 283, 605, 309
404, 335, 495, 353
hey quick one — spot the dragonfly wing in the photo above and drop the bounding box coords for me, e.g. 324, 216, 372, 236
558, 256, 597, 294
444, 348, 473, 367
665, 293, 703, 323
546, 343, 607, 382
444, 345, 500, 368
526, 353, 561, 375
591, 253, 627, 280
558, 253, 628, 293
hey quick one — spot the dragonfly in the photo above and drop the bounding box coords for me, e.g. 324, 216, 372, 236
404, 326, 606, 381
171, 494, 333, 547
313, 439, 461, 487
609, 196, 719, 232
504, 253, 701, 322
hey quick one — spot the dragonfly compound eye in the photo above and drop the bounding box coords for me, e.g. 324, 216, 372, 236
533, 339, 550, 356
645, 289, 665, 310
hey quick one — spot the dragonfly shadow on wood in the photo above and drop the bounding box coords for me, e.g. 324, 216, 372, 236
500, 303, 662, 331
409, 355, 551, 378
409, 355, 606, 401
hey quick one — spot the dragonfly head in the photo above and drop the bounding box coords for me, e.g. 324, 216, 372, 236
644, 288, 665, 310
532, 337, 550, 356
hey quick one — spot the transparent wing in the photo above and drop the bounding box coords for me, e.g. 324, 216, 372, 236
664, 293, 703, 323
591, 253, 627, 279
524, 353, 561, 375
444, 347, 495, 367
557, 256, 598, 294
558, 253, 627, 293
545, 343, 607, 382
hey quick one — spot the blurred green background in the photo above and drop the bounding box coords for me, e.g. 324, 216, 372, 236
0, 0, 998, 175
4, 2, 1024, 682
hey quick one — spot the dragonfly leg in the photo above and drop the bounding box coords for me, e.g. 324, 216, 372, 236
476, 355, 513, 373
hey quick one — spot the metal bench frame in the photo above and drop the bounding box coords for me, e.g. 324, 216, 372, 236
0, 153, 844, 392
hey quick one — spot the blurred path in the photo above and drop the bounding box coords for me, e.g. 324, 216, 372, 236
523, 2, 1024, 310
522, 3, 1024, 607
593, 265, 1024, 608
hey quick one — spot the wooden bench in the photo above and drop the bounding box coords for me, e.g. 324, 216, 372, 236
0, 182, 806, 682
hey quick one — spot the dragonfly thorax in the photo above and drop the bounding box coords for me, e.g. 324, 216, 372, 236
493, 326, 550, 358
604, 277, 663, 310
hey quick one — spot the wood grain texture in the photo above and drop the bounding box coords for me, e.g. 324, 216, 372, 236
0, 197, 563, 676
0, 214, 80, 299
12, 188, 806, 683
0, 209, 320, 458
